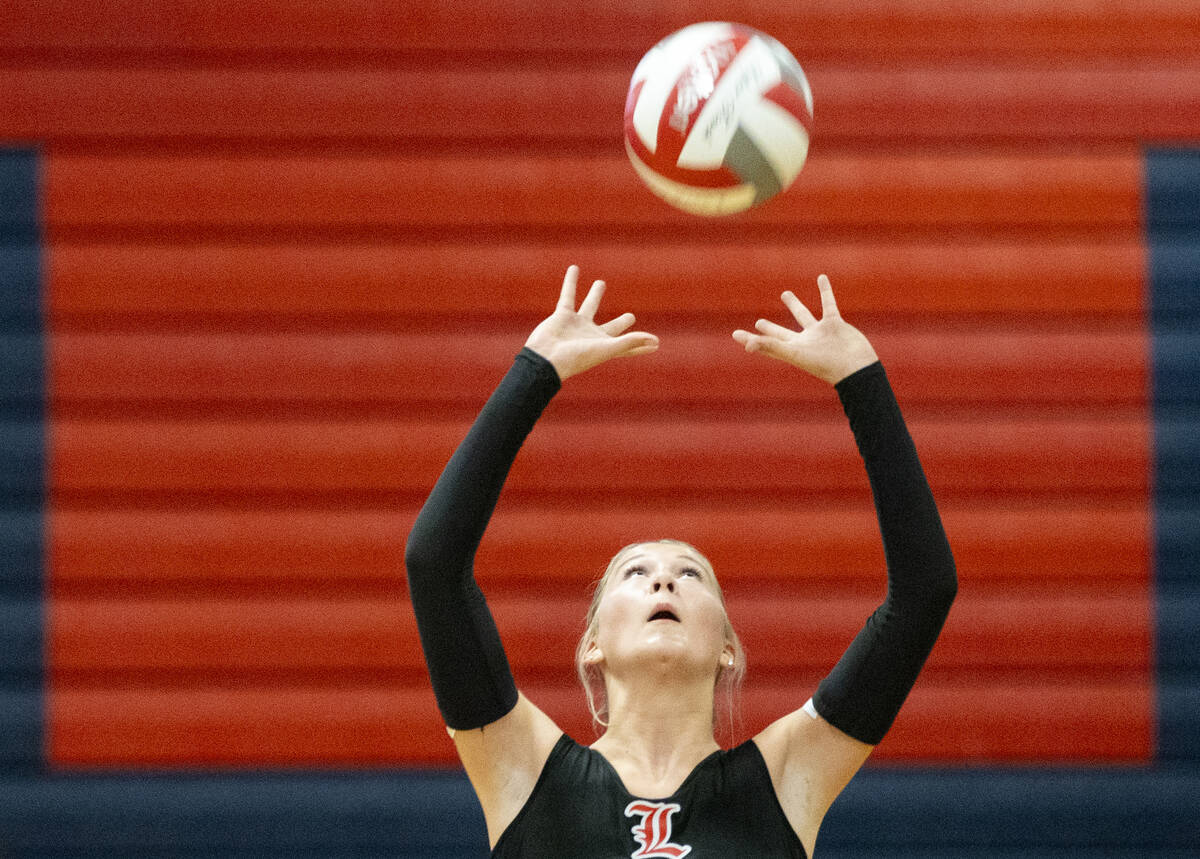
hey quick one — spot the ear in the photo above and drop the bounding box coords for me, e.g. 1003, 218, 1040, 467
583, 642, 605, 667
719, 645, 736, 670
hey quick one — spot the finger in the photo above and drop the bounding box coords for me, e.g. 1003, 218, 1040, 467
732, 329, 768, 354
817, 274, 840, 318
557, 265, 580, 311
781, 290, 818, 328
578, 279, 606, 320
610, 331, 659, 357
600, 312, 636, 336
753, 318, 796, 340
736, 331, 790, 359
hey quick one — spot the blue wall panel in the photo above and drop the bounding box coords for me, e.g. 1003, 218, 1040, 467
0, 511, 42, 596
0, 152, 41, 331
2, 768, 1199, 857
0, 770, 490, 857
0, 148, 44, 773
1148, 148, 1200, 765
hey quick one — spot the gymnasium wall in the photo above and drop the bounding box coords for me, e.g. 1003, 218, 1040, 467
1, 1, 1199, 855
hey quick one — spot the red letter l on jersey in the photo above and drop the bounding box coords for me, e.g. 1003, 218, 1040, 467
624, 800, 692, 858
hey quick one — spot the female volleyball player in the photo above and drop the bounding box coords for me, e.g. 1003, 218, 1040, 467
405, 266, 957, 858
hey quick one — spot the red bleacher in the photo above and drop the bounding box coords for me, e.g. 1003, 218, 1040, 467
5, 1, 1167, 769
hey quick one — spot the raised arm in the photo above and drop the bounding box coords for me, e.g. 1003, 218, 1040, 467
737, 275, 957, 855
404, 266, 657, 845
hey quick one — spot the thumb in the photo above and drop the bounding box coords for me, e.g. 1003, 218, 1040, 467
610, 331, 660, 358
734, 330, 785, 359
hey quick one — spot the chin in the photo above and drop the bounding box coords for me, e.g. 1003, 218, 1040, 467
634, 639, 715, 675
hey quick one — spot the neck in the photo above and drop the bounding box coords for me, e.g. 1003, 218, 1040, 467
591, 668, 720, 780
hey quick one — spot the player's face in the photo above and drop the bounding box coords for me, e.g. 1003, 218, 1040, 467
590, 542, 731, 679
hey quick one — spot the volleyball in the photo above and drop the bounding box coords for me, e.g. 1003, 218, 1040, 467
623, 22, 814, 216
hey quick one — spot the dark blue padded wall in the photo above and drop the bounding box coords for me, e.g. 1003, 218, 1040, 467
1149, 148, 1200, 762
0, 148, 44, 771
2, 768, 1199, 856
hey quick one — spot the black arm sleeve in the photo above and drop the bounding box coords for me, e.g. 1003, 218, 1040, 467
404, 348, 561, 730
812, 361, 958, 745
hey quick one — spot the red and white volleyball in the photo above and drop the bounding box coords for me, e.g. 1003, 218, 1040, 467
624, 22, 814, 216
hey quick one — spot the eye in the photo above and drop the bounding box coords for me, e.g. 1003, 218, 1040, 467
623, 565, 646, 578
680, 567, 702, 579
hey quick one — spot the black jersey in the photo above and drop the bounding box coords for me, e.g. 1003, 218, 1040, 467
492, 733, 807, 858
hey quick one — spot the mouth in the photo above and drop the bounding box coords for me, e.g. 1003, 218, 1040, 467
647, 607, 680, 623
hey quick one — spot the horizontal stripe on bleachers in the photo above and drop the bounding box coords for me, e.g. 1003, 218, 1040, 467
46, 327, 1147, 410
45, 415, 1148, 502
2, 67, 1198, 145
46, 678, 1152, 765
45, 240, 1146, 319
46, 592, 1152, 676
5, 0, 1199, 62
41, 153, 1143, 232
49, 504, 1150, 588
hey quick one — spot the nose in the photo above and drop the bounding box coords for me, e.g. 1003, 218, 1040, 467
650, 570, 675, 593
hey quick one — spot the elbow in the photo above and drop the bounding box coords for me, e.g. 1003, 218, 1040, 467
404, 529, 439, 586
896, 551, 957, 619
924, 530, 958, 614
933, 555, 958, 616
405, 523, 471, 591
889, 541, 958, 617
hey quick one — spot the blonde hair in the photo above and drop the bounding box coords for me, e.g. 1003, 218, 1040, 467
574, 539, 747, 740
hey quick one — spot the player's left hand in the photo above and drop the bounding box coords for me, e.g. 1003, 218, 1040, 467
732, 274, 878, 384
